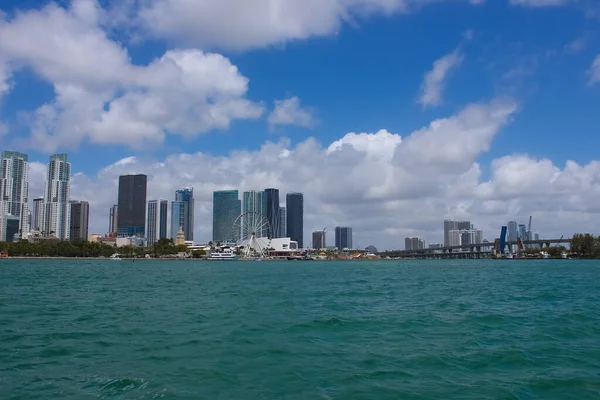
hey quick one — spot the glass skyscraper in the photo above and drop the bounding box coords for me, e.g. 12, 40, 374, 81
117, 174, 147, 237
171, 200, 184, 240
175, 188, 194, 241
212, 190, 241, 243
335, 226, 353, 250
286, 192, 304, 248
264, 188, 280, 239
242, 190, 267, 237
69, 200, 89, 240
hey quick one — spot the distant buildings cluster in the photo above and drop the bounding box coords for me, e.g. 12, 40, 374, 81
1, 149, 544, 251
0, 151, 89, 243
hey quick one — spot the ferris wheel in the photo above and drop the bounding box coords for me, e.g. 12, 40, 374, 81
231, 212, 272, 257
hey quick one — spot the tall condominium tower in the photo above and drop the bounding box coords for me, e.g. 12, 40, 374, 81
117, 174, 147, 237
212, 190, 241, 243
335, 226, 353, 250
69, 200, 89, 240
175, 188, 194, 241
109, 204, 118, 234
148, 200, 168, 246
264, 188, 280, 239
0, 151, 29, 241
32, 197, 44, 231
42, 154, 71, 240
242, 190, 268, 237
286, 192, 304, 248
443, 219, 459, 247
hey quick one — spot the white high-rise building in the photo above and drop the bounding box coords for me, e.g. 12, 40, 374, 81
42, 154, 71, 240
147, 200, 168, 246
0, 151, 29, 241
443, 219, 459, 247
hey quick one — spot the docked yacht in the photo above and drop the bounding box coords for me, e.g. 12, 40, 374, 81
109, 253, 122, 260
208, 249, 238, 261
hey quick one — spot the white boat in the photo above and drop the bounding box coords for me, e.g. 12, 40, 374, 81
109, 253, 122, 260
208, 249, 238, 261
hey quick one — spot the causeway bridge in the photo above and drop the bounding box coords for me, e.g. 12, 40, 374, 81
379, 238, 571, 260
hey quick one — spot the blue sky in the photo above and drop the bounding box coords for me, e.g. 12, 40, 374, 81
1, 0, 600, 246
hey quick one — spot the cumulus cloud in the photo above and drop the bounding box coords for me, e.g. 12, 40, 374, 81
417, 49, 463, 108
0, 0, 263, 151
27, 99, 584, 250
267, 97, 316, 129
134, 0, 430, 50
588, 55, 600, 85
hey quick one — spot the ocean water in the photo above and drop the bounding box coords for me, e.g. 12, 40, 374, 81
1, 259, 600, 399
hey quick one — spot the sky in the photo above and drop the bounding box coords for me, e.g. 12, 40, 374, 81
1, 0, 600, 250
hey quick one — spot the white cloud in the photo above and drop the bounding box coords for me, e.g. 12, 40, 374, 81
510, 0, 570, 6
0, 0, 263, 151
588, 55, 600, 85
27, 99, 583, 250
0, 60, 11, 96
134, 0, 479, 50
417, 49, 463, 107
267, 97, 316, 129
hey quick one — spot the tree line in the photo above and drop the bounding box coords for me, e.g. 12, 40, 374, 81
0, 238, 205, 258
568, 233, 600, 258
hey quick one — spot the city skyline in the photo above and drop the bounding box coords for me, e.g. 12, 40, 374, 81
0, 150, 559, 249
1, 1, 600, 248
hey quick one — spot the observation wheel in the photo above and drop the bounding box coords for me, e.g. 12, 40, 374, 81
231, 212, 272, 257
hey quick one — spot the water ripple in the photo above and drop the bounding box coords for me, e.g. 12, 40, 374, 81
1, 259, 600, 399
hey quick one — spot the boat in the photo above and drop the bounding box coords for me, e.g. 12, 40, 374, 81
286, 252, 313, 261
109, 253, 122, 260
208, 249, 238, 261
0, 250, 8, 259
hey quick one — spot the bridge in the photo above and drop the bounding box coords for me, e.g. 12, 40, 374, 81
379, 238, 571, 259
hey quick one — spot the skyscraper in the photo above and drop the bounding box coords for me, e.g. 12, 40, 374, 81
175, 188, 194, 240
212, 190, 241, 243
69, 200, 89, 240
507, 220, 518, 243
443, 219, 459, 247
312, 230, 325, 249
42, 154, 71, 240
148, 200, 168, 246
109, 205, 118, 234
279, 207, 287, 238
0, 151, 29, 241
242, 190, 268, 237
32, 197, 44, 231
170, 200, 184, 240
264, 188, 280, 238
117, 174, 147, 237
335, 226, 352, 250
286, 192, 304, 248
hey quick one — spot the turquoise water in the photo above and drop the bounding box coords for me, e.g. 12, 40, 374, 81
1, 260, 600, 399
